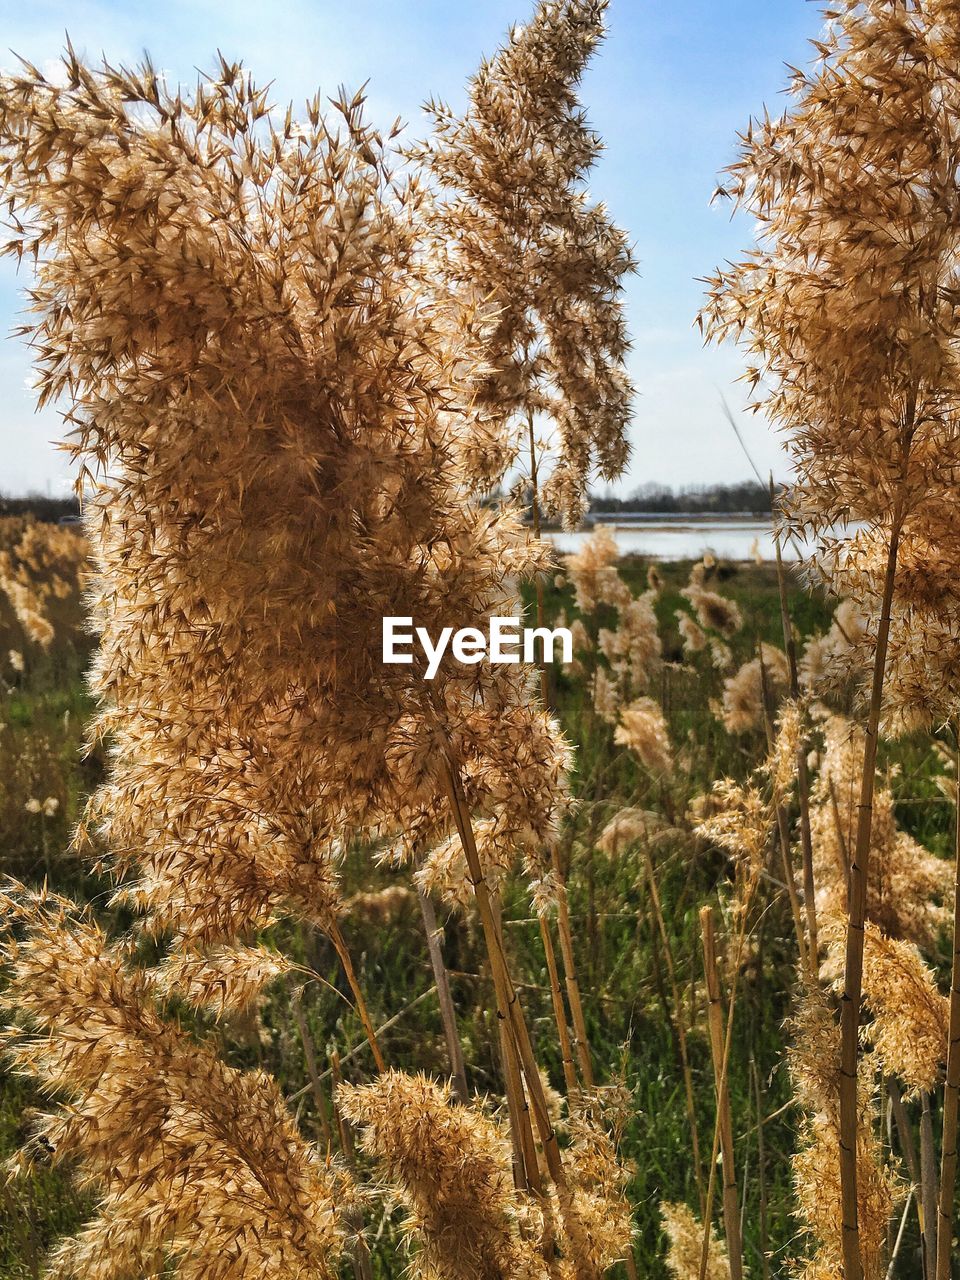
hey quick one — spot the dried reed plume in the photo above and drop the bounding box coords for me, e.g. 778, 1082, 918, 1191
787, 988, 900, 1280
339, 1070, 545, 1279
0, 886, 350, 1280
718, 644, 789, 735
412, 0, 636, 527
677, 611, 707, 656
567, 527, 663, 732
809, 716, 951, 952
152, 943, 295, 1018
822, 917, 947, 1099
614, 697, 673, 778
660, 1202, 731, 1280
566, 527, 629, 614
0, 48, 572, 941
0, 44, 597, 1265
799, 599, 867, 698
341, 1070, 634, 1278
680, 563, 742, 641
596, 807, 668, 858
0, 518, 88, 649
699, 4, 960, 1265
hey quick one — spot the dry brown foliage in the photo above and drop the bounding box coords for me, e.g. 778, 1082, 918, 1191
412, 0, 635, 527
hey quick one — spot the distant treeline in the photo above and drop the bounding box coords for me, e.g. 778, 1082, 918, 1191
589, 480, 776, 515
8, 481, 775, 523
0, 493, 80, 522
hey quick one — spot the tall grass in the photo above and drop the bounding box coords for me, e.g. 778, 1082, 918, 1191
2, 1, 960, 1278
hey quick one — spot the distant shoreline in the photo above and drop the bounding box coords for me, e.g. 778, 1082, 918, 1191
537, 511, 773, 532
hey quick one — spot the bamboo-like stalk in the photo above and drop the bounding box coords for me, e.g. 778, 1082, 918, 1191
417, 887, 470, 1103
828, 777, 852, 886
439, 750, 602, 1278
751, 1058, 770, 1280
526, 408, 551, 709
759, 638, 813, 983
936, 741, 960, 1280
888, 1078, 930, 1277
838, 507, 905, 1280
440, 756, 564, 1180
291, 989, 334, 1149
499, 1012, 538, 1192
887, 1077, 923, 1220
539, 911, 580, 1096
920, 1090, 939, 1279
890, 1075, 936, 1274
700, 906, 744, 1280
328, 919, 387, 1074
886, 1189, 915, 1280
701, 952, 742, 1280
329, 1049, 375, 1280
522, 412, 591, 1121
491, 891, 542, 1194
774, 801, 812, 981
643, 845, 706, 1215
551, 844, 596, 1088
772, 502, 819, 964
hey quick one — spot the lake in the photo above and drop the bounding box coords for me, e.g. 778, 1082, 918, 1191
542, 516, 810, 563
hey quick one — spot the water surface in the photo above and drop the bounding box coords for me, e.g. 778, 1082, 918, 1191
543, 517, 809, 562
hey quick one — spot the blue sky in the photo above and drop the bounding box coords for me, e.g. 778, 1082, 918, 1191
0, 0, 819, 496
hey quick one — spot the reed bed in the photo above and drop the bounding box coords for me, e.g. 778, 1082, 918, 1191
1, 1, 960, 1278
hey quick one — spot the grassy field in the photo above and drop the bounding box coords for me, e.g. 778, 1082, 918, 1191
0, 545, 952, 1278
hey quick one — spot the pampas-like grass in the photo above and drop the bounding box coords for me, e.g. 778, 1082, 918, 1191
614, 698, 673, 778
787, 987, 900, 1280
660, 1202, 731, 1280
809, 715, 952, 951
677, 611, 707, 657
0, 49, 573, 954
566, 527, 628, 614
0, 45, 624, 1269
339, 1070, 548, 1280
412, 0, 635, 528
700, 2, 960, 1258
680, 563, 742, 642
823, 918, 948, 1099
0, 520, 86, 649
0, 887, 350, 1280
151, 943, 295, 1018
719, 645, 789, 736
340, 1071, 635, 1278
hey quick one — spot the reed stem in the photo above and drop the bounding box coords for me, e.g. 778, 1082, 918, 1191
751, 1058, 770, 1280
773, 508, 818, 964
936, 740, 960, 1280
643, 845, 706, 1214
758, 640, 812, 980
328, 920, 387, 1074
700, 906, 744, 1280
838, 506, 905, 1280
491, 892, 542, 1194
921, 1090, 939, 1279
551, 844, 596, 1087
291, 989, 334, 1148
539, 911, 580, 1096
417, 888, 470, 1103
527, 408, 551, 709
439, 752, 599, 1277
330, 1048, 376, 1280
